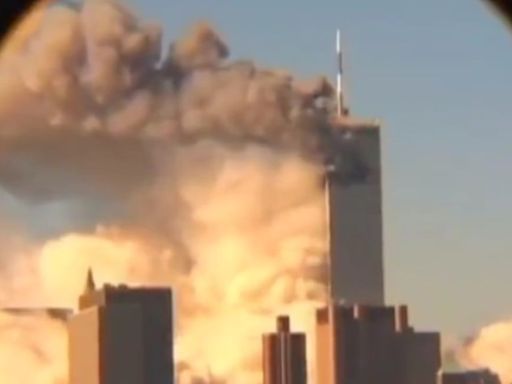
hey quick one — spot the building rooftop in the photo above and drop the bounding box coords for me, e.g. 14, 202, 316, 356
330, 114, 381, 130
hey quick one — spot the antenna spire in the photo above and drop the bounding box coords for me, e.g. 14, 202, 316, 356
336, 29, 347, 117
84, 267, 96, 293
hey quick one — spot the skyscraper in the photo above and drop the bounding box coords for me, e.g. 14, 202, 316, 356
326, 30, 385, 305
262, 316, 307, 384
325, 119, 385, 305
68, 270, 174, 384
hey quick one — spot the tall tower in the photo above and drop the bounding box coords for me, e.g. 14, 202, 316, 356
326, 30, 385, 305
262, 316, 307, 384
68, 273, 174, 384
325, 121, 384, 305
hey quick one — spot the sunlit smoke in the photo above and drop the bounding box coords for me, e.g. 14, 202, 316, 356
0, 311, 67, 384
0, 1, 336, 383
0, 144, 327, 384
459, 320, 512, 384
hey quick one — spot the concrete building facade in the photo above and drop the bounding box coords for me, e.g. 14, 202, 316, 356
325, 119, 385, 305
262, 316, 307, 384
316, 303, 441, 384
68, 271, 174, 384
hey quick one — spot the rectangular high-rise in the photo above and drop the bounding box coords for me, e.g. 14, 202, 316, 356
325, 118, 385, 305
68, 273, 174, 384
262, 316, 307, 384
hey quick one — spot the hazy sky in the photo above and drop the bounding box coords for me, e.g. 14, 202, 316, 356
120, 0, 512, 337
3, 0, 512, 338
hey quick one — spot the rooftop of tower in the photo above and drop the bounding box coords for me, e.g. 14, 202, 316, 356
330, 114, 381, 130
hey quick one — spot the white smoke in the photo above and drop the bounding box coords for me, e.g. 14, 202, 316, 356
0, 311, 67, 384
459, 320, 512, 384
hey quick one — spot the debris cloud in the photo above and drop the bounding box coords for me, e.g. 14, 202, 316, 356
0, 1, 334, 383
459, 320, 512, 384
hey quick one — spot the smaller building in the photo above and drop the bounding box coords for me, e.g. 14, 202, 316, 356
437, 369, 501, 384
262, 315, 307, 384
68, 269, 174, 384
316, 303, 441, 384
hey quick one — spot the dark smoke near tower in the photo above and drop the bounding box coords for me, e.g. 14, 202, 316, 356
0, 0, 342, 207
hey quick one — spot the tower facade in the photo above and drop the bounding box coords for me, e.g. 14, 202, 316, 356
68, 274, 174, 384
262, 316, 307, 384
325, 120, 385, 305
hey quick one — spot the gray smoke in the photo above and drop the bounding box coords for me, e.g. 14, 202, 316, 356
0, 0, 334, 207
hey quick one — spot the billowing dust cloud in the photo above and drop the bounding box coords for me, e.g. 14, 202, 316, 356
0, 310, 67, 384
0, 1, 334, 384
458, 320, 512, 384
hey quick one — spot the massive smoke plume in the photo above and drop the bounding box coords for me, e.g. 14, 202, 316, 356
0, 0, 333, 204
0, 1, 334, 383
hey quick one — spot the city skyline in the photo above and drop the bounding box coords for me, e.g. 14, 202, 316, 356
1, 0, 509, 338
66, 276, 495, 384
100, 0, 512, 335
0, 2, 510, 377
